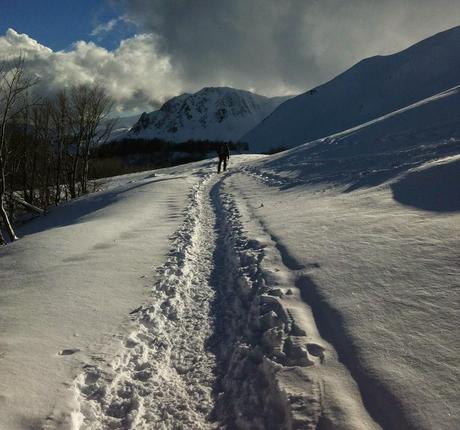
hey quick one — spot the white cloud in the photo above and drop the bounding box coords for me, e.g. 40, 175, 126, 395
0, 28, 52, 56
91, 18, 120, 37
0, 28, 184, 113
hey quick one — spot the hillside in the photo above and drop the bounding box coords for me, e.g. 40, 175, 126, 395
2, 83, 460, 427
120, 87, 292, 143
236, 84, 460, 429
242, 25, 460, 153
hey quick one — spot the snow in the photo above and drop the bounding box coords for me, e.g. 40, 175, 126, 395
235, 84, 460, 427
119, 87, 292, 143
0, 168, 196, 429
107, 114, 143, 141
74, 174, 219, 429
391, 154, 460, 211
1, 121, 459, 428
242, 25, 460, 153
225, 167, 459, 429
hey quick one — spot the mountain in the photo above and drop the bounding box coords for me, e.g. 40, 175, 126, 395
108, 114, 142, 141
114, 114, 142, 131
119, 87, 292, 143
251, 84, 460, 192
242, 25, 460, 153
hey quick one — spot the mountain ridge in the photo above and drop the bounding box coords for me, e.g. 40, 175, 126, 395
119, 86, 293, 143
241, 25, 460, 152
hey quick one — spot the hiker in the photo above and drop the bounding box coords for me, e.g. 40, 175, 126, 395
217, 142, 230, 173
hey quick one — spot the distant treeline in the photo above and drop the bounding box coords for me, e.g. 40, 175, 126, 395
89, 138, 249, 179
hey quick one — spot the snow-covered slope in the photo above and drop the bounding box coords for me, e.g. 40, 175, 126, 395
107, 114, 142, 141
1, 76, 459, 429
251, 84, 460, 189
237, 84, 460, 429
242, 25, 460, 153
121, 87, 292, 143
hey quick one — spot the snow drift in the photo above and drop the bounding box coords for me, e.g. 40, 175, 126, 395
391, 155, 460, 212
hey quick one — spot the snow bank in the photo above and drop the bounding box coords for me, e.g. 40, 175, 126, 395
0, 170, 196, 429
233, 94, 460, 429
391, 155, 460, 211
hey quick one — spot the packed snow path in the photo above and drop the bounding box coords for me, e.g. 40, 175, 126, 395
73, 174, 219, 429
72, 166, 378, 430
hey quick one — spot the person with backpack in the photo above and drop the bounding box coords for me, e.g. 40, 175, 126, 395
216, 142, 230, 173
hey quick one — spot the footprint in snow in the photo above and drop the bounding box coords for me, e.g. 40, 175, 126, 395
306, 343, 325, 363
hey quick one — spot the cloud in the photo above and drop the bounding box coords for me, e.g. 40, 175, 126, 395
2, 1, 460, 114
91, 18, 120, 37
121, 0, 460, 96
0, 28, 184, 113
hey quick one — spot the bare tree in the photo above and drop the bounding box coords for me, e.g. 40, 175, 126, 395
0, 67, 116, 244
50, 90, 70, 205
31, 100, 53, 208
0, 56, 36, 244
68, 85, 114, 195
81, 86, 115, 194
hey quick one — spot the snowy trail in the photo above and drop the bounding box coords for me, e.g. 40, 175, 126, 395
73, 174, 220, 429
71, 165, 379, 429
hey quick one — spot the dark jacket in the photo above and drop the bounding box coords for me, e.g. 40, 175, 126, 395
217, 143, 230, 159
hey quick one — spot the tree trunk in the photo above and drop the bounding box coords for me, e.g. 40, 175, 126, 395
54, 136, 63, 205
29, 137, 38, 204
81, 144, 90, 194
0, 149, 17, 243
12, 193, 43, 214
0, 194, 17, 242
70, 142, 81, 199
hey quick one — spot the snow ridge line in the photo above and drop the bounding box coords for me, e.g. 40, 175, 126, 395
71, 174, 218, 430
240, 165, 289, 188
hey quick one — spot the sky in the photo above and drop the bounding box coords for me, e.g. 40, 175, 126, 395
0, 0, 133, 50
1, 0, 460, 116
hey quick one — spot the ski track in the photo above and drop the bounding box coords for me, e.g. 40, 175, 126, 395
71, 167, 379, 430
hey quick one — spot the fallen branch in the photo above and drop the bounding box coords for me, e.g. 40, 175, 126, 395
12, 193, 44, 215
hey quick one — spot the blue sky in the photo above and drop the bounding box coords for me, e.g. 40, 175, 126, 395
0, 0, 135, 50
